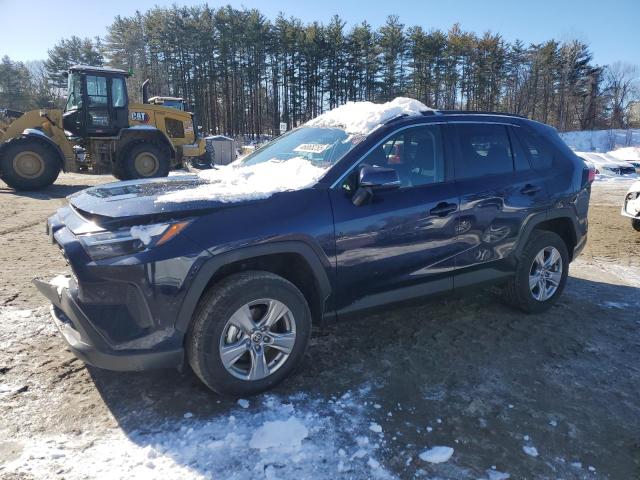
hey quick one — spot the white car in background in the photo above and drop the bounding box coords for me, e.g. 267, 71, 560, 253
622, 181, 640, 232
576, 152, 638, 178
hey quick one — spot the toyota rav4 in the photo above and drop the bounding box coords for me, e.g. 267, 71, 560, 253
34, 98, 593, 396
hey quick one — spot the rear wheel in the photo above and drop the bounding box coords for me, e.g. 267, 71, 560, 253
119, 142, 170, 180
0, 140, 61, 190
632, 218, 640, 232
503, 231, 569, 313
187, 271, 311, 396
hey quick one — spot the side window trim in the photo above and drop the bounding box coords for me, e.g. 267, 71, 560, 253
507, 125, 533, 171
330, 121, 449, 189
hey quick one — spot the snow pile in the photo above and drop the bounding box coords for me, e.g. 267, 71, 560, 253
4, 386, 395, 480
306, 97, 433, 135
522, 445, 539, 457
418, 446, 454, 464
156, 157, 327, 204
560, 129, 640, 152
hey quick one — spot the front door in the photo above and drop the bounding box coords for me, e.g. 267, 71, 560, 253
84, 74, 112, 135
330, 123, 463, 315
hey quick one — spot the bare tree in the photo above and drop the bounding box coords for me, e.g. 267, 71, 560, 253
605, 62, 639, 128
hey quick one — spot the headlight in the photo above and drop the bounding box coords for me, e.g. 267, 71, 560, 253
78, 220, 191, 260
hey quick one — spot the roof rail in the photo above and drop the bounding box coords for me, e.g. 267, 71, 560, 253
437, 110, 527, 119
384, 110, 438, 125
383, 113, 409, 125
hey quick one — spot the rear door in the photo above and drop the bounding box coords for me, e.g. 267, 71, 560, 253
451, 122, 551, 287
330, 123, 463, 315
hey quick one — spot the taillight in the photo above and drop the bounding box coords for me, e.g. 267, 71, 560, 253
588, 167, 596, 183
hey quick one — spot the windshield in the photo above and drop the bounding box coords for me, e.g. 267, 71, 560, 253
162, 100, 184, 110
65, 73, 83, 112
240, 126, 362, 169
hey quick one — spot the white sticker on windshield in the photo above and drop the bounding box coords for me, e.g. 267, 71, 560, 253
294, 143, 331, 154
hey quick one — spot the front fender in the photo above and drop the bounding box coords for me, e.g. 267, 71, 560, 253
0, 129, 67, 172
174, 240, 333, 334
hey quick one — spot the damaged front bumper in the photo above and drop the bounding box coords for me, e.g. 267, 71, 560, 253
33, 275, 184, 371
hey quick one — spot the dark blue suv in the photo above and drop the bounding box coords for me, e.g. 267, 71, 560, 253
35, 105, 592, 396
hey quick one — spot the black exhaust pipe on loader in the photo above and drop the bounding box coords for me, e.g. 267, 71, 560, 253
142, 79, 150, 104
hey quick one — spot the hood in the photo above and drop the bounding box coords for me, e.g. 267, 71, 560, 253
68, 175, 239, 226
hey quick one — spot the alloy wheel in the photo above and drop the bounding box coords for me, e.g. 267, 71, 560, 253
529, 246, 563, 301
219, 298, 296, 381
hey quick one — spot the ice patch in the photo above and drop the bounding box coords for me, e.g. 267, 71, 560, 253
249, 417, 308, 451
418, 446, 454, 464
522, 445, 539, 457
369, 422, 382, 433
306, 97, 433, 135
486, 469, 511, 480
237, 399, 250, 409
156, 157, 327, 204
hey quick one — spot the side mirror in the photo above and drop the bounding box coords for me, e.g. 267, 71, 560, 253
352, 165, 400, 206
359, 165, 400, 190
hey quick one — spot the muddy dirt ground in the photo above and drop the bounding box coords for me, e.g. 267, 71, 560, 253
0, 174, 639, 479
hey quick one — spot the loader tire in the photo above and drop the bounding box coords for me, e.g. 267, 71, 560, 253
0, 139, 60, 190
119, 142, 170, 180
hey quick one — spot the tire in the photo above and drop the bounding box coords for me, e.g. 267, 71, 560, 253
0, 139, 61, 190
632, 218, 640, 232
118, 142, 170, 180
186, 271, 312, 396
503, 231, 569, 313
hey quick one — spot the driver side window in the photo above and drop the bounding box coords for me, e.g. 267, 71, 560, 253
359, 125, 445, 188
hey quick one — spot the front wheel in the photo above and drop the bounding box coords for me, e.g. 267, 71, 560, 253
187, 271, 311, 396
503, 231, 569, 313
0, 139, 61, 190
632, 218, 640, 232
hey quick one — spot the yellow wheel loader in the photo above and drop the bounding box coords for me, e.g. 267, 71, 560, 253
0, 65, 208, 190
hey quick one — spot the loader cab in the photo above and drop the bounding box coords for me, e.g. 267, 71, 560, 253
63, 65, 130, 137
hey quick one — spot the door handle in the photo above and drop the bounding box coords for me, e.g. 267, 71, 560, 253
430, 202, 457, 217
520, 184, 541, 195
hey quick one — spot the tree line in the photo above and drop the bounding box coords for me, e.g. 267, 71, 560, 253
1, 4, 638, 136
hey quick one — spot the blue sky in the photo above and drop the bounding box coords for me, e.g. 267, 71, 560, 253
2, 0, 638, 66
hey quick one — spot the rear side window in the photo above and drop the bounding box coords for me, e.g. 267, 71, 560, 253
455, 124, 514, 178
516, 128, 553, 170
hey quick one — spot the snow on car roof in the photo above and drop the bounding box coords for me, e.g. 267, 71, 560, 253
608, 147, 640, 162
305, 97, 433, 135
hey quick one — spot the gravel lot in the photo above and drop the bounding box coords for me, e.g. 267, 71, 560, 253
1, 174, 639, 479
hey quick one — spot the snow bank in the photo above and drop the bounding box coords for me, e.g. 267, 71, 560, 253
560, 129, 640, 152
156, 157, 327, 204
306, 97, 433, 135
